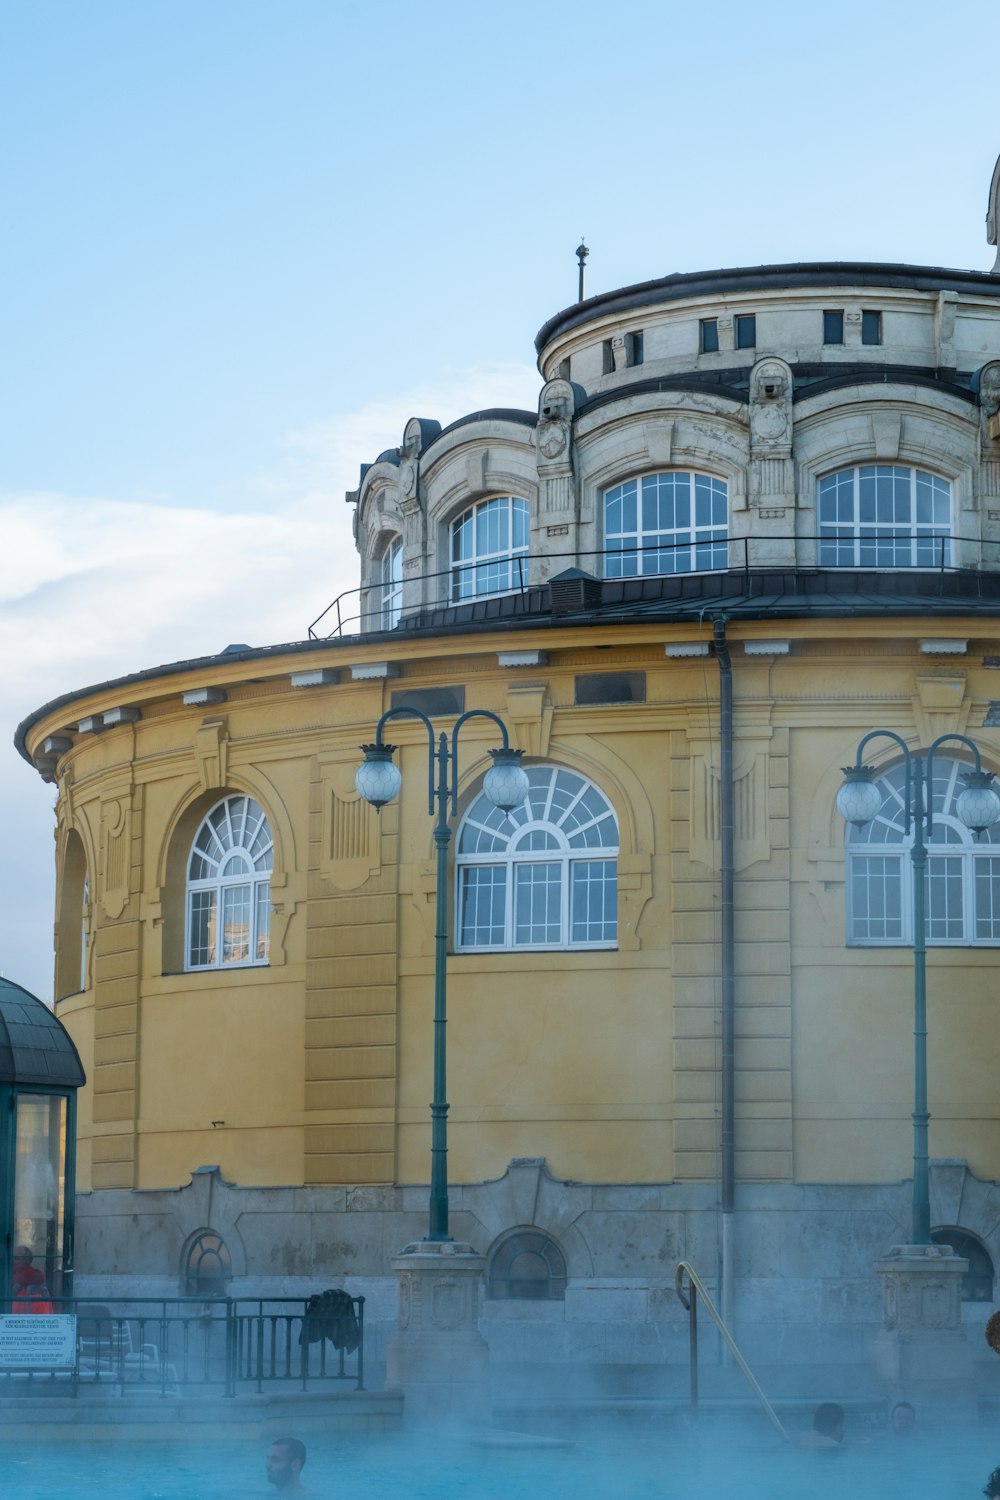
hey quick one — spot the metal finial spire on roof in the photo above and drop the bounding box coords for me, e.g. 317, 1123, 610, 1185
988, 152, 1000, 274
576, 239, 589, 302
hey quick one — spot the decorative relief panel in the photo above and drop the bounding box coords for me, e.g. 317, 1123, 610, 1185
320, 759, 381, 891
193, 716, 229, 792
689, 741, 771, 872
100, 794, 132, 919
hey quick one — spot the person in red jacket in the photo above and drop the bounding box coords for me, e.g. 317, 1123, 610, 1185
12, 1246, 45, 1294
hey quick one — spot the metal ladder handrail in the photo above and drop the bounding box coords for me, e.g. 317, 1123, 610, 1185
675, 1261, 789, 1442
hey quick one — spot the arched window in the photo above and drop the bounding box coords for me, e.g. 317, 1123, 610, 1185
182, 1230, 231, 1297
488, 1230, 567, 1300
845, 759, 1000, 945
457, 766, 618, 951
450, 496, 529, 601
931, 1228, 995, 1302
818, 465, 951, 568
603, 471, 728, 577
380, 536, 403, 628
186, 795, 273, 969
56, 829, 89, 1001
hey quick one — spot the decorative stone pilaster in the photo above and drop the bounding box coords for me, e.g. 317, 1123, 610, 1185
747, 357, 796, 566
871, 1244, 974, 1410
386, 1241, 489, 1423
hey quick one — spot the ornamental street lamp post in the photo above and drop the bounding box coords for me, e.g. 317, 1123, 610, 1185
356, 708, 528, 1243
837, 732, 1000, 1245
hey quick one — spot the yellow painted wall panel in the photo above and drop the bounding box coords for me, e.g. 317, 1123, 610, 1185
307, 923, 397, 959
305, 1045, 396, 1081
91, 1134, 136, 1163
92, 1162, 135, 1189
95, 948, 139, 982
306, 1015, 396, 1050
303, 1153, 395, 1185
94, 1033, 136, 1065
305, 1080, 398, 1111
92, 1091, 136, 1123
308, 955, 396, 988
96, 921, 141, 957
94, 1062, 136, 1095
304, 1124, 395, 1154
305, 988, 397, 1022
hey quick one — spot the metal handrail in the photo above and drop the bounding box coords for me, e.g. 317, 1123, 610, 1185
674, 1261, 789, 1441
308, 529, 985, 640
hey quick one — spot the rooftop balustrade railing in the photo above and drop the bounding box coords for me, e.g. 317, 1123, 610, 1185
308, 531, 995, 640
0, 1294, 364, 1398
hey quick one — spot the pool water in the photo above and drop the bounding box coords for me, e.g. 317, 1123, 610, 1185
1, 1424, 995, 1500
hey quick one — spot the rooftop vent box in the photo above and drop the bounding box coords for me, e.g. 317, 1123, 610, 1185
548, 568, 602, 616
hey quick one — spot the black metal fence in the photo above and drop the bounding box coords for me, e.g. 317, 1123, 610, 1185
308, 531, 988, 639
0, 1295, 364, 1397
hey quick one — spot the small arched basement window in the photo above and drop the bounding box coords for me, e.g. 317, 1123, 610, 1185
182, 1229, 232, 1297
931, 1227, 995, 1302
488, 1230, 567, 1300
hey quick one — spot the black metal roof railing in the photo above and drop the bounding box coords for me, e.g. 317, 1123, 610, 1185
307, 532, 993, 641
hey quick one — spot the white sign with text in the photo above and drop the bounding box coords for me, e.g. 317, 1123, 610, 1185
0, 1315, 77, 1368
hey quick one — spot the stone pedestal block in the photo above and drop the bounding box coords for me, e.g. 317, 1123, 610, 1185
386, 1241, 489, 1423
872, 1244, 974, 1411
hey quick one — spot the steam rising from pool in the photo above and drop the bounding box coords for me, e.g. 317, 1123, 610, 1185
2, 1421, 998, 1500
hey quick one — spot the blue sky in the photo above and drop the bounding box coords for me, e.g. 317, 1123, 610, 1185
2, 0, 999, 997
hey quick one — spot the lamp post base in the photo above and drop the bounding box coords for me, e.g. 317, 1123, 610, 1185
872, 1244, 974, 1412
386, 1240, 489, 1424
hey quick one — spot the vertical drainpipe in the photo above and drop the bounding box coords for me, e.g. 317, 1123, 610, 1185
713, 616, 736, 1335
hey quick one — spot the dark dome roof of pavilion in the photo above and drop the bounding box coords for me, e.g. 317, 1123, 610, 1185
0, 977, 85, 1088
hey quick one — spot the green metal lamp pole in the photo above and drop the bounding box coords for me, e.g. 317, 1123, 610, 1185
356, 707, 527, 1243
838, 731, 1000, 1246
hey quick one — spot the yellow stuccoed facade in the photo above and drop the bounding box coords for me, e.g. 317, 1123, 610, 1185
26, 618, 1000, 1200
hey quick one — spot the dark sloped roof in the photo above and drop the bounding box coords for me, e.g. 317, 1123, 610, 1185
0, 977, 85, 1088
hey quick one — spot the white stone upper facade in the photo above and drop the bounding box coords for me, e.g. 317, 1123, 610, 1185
345, 263, 1000, 636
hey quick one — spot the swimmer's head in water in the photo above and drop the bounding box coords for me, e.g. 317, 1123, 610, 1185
266, 1439, 307, 1491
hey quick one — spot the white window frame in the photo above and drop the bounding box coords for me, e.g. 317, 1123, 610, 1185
380, 536, 403, 628
450, 495, 530, 602
603, 471, 729, 577
845, 758, 1000, 947
818, 464, 952, 570
185, 795, 273, 970
456, 766, 619, 952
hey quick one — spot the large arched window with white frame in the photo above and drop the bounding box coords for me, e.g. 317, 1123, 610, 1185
818, 464, 952, 569
379, 535, 403, 628
603, 471, 728, 577
450, 495, 529, 601
456, 765, 618, 951
845, 758, 1000, 946
186, 795, 273, 969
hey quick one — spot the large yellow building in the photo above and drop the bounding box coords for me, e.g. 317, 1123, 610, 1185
17, 253, 1000, 1382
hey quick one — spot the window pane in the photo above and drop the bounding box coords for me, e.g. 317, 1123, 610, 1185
460, 867, 506, 946
823, 310, 844, 344
926, 856, 964, 941
222, 884, 251, 963
571, 862, 617, 943
850, 855, 903, 941
514, 863, 562, 945
862, 310, 882, 345
255, 882, 271, 961
700, 319, 719, 353
975, 857, 1000, 940
189, 889, 217, 966
735, 314, 756, 349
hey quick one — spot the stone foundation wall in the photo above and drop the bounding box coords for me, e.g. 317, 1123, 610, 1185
71, 1159, 1000, 1390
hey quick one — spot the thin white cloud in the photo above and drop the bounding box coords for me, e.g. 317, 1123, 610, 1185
1, 359, 541, 1000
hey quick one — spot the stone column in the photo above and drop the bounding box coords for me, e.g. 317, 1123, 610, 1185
386, 1241, 489, 1423
871, 1244, 974, 1411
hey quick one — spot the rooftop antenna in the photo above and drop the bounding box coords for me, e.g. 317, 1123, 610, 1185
576, 239, 589, 302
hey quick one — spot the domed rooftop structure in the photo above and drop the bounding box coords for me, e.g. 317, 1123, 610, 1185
0, 975, 85, 1088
